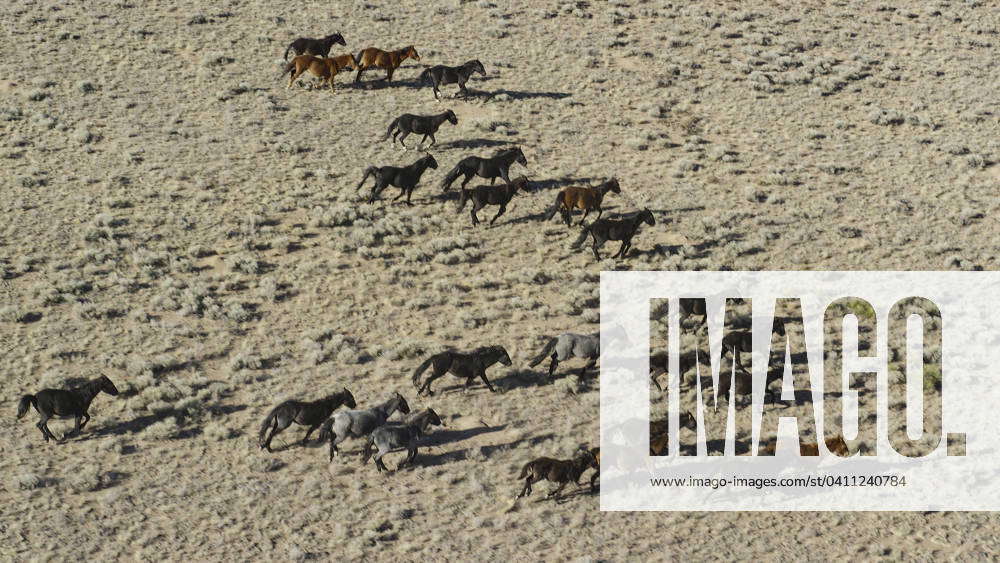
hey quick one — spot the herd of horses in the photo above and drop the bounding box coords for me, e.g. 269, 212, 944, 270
10, 30, 674, 503
280, 32, 658, 262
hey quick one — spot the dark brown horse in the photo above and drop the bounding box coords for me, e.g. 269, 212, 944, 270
284, 33, 347, 60
354, 46, 420, 83
411, 346, 512, 395
17, 375, 120, 442
440, 147, 528, 191
418, 60, 487, 100
516, 448, 598, 500
384, 110, 458, 149
258, 389, 356, 452
571, 208, 655, 260
457, 176, 531, 226
357, 154, 438, 205
545, 179, 622, 226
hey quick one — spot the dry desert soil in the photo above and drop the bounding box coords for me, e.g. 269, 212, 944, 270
1, 0, 999, 560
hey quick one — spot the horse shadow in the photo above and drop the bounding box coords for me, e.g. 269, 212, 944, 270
434, 138, 510, 150
418, 431, 554, 467
458, 88, 571, 101
529, 177, 599, 192
493, 369, 549, 391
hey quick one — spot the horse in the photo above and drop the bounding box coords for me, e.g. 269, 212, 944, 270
418, 60, 487, 100
17, 375, 120, 442
257, 388, 356, 452
361, 408, 444, 472
440, 147, 528, 191
649, 411, 698, 455
282, 54, 356, 91
357, 154, 438, 205
528, 332, 600, 380
545, 179, 622, 226
571, 208, 655, 261
457, 176, 531, 226
516, 448, 598, 500
354, 45, 420, 83
319, 392, 411, 460
384, 110, 458, 149
411, 346, 512, 395
284, 33, 347, 60
649, 349, 701, 392
589, 447, 601, 492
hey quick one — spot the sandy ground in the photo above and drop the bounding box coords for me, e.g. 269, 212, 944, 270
2, 0, 999, 560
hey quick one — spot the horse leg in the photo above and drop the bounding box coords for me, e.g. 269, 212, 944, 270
288, 68, 302, 89
65, 415, 83, 439
615, 240, 629, 259
369, 178, 389, 204
478, 369, 497, 393
433, 84, 441, 101
489, 204, 506, 226
386, 66, 394, 83
518, 476, 534, 498
398, 130, 410, 149
580, 358, 597, 378
421, 369, 446, 396
427, 133, 436, 147
596, 205, 603, 220
560, 209, 571, 227
263, 414, 292, 452
470, 204, 480, 226
355, 66, 365, 83
547, 482, 567, 500
36, 412, 55, 442
405, 186, 415, 206
399, 446, 417, 470
579, 208, 590, 226
592, 240, 603, 261
590, 470, 599, 493
301, 423, 320, 445
79, 412, 91, 431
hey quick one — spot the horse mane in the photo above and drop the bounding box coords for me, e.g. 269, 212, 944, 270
474, 344, 504, 355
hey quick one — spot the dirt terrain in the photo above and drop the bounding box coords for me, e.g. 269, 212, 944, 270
2, 0, 999, 560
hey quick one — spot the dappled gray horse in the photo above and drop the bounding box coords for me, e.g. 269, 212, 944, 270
361, 408, 444, 472
319, 392, 410, 461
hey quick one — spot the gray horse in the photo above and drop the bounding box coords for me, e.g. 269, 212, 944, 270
361, 408, 445, 472
529, 333, 600, 380
319, 392, 410, 461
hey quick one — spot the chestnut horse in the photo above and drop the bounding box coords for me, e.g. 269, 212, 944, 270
282, 54, 357, 91
545, 179, 622, 226
354, 46, 420, 83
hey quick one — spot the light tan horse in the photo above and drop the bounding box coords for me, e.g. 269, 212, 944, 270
282, 54, 357, 91
354, 46, 420, 83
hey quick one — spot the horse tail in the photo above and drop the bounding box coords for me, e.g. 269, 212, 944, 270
361, 435, 375, 464
570, 224, 592, 249
544, 191, 564, 221
318, 418, 335, 443
383, 117, 400, 141
412, 355, 436, 387
356, 167, 377, 191
284, 43, 293, 60
16, 395, 36, 419
528, 338, 558, 367
457, 188, 471, 212
257, 406, 278, 447
281, 60, 296, 78
440, 164, 463, 192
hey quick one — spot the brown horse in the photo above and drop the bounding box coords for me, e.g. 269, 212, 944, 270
282, 54, 357, 91
354, 46, 420, 83
545, 179, 622, 226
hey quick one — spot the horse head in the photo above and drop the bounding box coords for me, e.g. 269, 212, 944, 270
606, 178, 622, 194
511, 176, 531, 193
100, 376, 120, 396
497, 346, 513, 366
513, 147, 527, 167
445, 110, 458, 125
469, 60, 486, 76
641, 208, 655, 226
404, 46, 420, 61
422, 154, 439, 169
327, 33, 347, 46
394, 391, 412, 415
341, 387, 357, 409
426, 408, 444, 427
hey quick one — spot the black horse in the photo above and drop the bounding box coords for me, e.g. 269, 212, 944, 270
571, 208, 655, 260
440, 147, 528, 191
258, 388, 356, 452
384, 110, 458, 149
411, 346, 512, 395
17, 375, 120, 442
418, 60, 487, 100
357, 154, 439, 205
284, 33, 347, 60
457, 176, 530, 226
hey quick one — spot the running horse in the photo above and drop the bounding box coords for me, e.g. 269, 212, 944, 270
354, 45, 420, 84
17, 375, 120, 442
